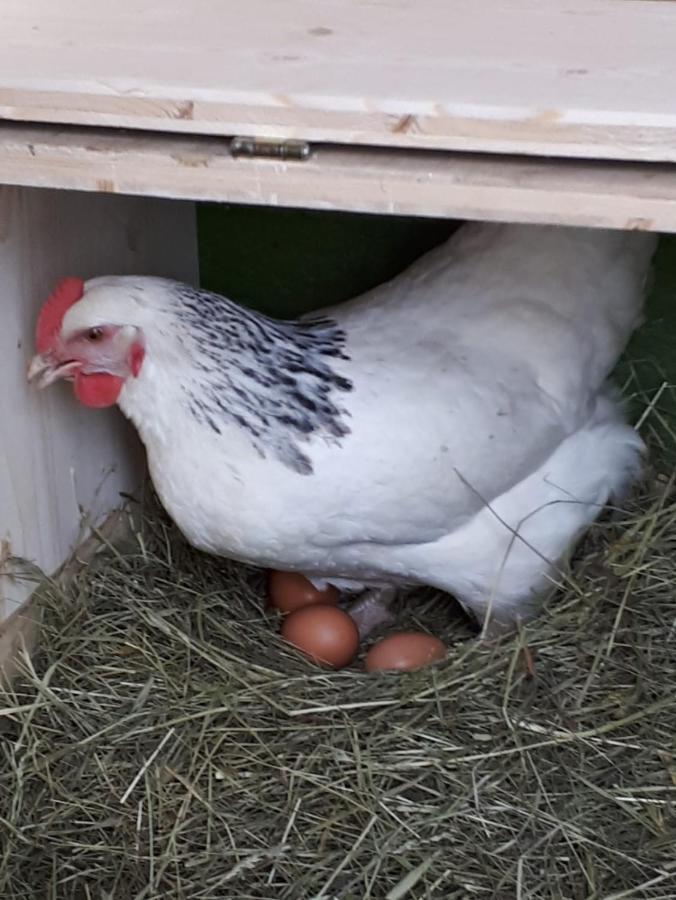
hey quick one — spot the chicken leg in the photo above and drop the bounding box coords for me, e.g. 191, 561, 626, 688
346, 587, 396, 639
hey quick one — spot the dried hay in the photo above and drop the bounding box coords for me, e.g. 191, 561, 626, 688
1, 383, 675, 900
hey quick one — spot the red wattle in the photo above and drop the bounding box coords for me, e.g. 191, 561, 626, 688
73, 372, 124, 408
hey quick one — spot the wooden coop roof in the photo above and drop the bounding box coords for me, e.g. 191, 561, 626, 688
1, 0, 676, 230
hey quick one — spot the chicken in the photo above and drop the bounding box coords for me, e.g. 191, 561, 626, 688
27, 223, 656, 635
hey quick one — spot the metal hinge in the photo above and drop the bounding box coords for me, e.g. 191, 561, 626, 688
230, 136, 312, 161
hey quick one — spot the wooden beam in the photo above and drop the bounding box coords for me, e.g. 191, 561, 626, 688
1, 124, 676, 232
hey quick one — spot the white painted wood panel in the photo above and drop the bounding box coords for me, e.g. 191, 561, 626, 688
0, 124, 675, 232
0, 0, 675, 162
0, 187, 198, 620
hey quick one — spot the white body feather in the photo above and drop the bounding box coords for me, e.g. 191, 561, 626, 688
66, 223, 656, 626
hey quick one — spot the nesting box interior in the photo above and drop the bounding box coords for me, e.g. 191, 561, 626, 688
1, 0, 676, 627
1, 1, 676, 896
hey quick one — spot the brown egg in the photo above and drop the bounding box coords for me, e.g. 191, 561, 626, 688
364, 632, 446, 673
281, 604, 359, 669
267, 570, 340, 614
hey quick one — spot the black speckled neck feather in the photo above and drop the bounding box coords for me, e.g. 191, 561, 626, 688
174, 286, 353, 475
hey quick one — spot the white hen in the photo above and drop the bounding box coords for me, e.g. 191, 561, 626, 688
28, 223, 656, 633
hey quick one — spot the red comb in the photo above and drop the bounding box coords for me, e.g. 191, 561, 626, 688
35, 277, 85, 353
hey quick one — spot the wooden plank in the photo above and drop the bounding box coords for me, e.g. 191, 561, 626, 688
0, 184, 198, 621
0, 0, 675, 162
1, 123, 676, 232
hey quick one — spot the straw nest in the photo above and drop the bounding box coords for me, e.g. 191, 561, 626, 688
1, 386, 675, 900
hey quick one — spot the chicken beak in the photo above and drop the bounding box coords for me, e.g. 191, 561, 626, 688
27, 353, 81, 389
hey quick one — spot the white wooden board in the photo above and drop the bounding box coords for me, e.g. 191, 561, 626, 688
0, 0, 676, 162
0, 187, 197, 620
1, 124, 675, 233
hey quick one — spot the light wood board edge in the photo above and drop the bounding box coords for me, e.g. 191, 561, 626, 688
2, 87, 676, 164
1, 124, 675, 232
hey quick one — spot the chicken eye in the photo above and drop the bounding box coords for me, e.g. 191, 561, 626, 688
87, 327, 104, 342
